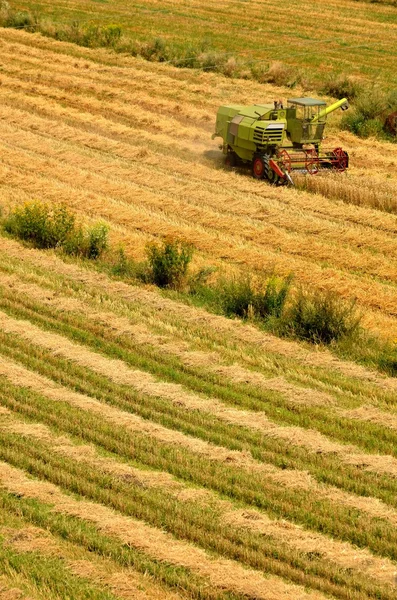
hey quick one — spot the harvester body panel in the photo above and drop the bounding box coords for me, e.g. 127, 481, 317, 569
213, 97, 349, 184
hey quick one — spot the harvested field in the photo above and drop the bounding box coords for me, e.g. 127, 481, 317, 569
0, 20, 397, 600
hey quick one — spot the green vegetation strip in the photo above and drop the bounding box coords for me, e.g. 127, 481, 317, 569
1, 251, 395, 409
1, 375, 397, 576
1, 286, 397, 461
2, 329, 397, 513
0, 422, 395, 600
0, 493, 236, 600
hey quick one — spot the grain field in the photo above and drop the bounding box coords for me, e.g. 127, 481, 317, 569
0, 23, 397, 600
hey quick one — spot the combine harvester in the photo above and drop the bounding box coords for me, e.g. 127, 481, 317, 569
212, 97, 349, 185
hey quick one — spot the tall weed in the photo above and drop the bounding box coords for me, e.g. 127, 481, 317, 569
146, 238, 193, 289
3, 201, 108, 260
282, 289, 361, 345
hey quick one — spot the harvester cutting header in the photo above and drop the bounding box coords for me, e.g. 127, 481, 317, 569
212, 97, 349, 185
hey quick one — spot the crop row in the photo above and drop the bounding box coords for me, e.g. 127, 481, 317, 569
1, 285, 397, 465
2, 330, 397, 564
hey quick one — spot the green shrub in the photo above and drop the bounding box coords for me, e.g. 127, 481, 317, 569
146, 238, 193, 289
3, 201, 75, 249
218, 274, 292, 320
341, 111, 366, 136
341, 87, 395, 140
87, 222, 109, 259
283, 289, 361, 345
255, 275, 293, 319
354, 88, 388, 120
139, 38, 169, 62
3, 201, 108, 260
111, 246, 134, 277
218, 276, 256, 318
0, 1, 37, 30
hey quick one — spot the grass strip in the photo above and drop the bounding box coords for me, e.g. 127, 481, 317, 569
2, 330, 397, 511
0, 377, 397, 568
1, 289, 397, 461
0, 427, 395, 600
0, 493, 233, 600
0, 531, 117, 600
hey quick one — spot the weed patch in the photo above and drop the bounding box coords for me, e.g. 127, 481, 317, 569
2, 201, 109, 260
341, 87, 397, 141
216, 274, 292, 321
145, 238, 193, 289
280, 289, 361, 345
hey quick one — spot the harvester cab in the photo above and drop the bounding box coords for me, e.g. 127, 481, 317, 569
212, 97, 350, 185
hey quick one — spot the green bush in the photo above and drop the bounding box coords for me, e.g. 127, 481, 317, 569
218, 274, 292, 320
146, 238, 193, 289
341, 87, 397, 140
3, 201, 75, 249
282, 289, 361, 345
3, 201, 108, 260
87, 222, 109, 259
255, 275, 293, 319
354, 88, 388, 120
218, 276, 256, 318
0, 1, 37, 30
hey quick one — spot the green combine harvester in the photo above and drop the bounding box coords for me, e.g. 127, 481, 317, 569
212, 97, 349, 185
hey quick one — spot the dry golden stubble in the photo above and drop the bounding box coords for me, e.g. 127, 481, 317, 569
2, 115, 396, 278
0, 525, 182, 600
1, 142, 396, 337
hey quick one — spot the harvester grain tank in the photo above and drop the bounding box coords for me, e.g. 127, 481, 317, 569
212, 97, 350, 184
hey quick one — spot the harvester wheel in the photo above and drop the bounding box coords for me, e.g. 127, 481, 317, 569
252, 155, 268, 180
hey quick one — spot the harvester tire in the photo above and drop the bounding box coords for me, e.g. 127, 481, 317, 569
252, 155, 269, 180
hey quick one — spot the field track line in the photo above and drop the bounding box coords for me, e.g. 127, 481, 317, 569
3, 273, 397, 480
3, 413, 397, 589
1, 236, 396, 394
2, 341, 397, 527
0, 462, 330, 600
